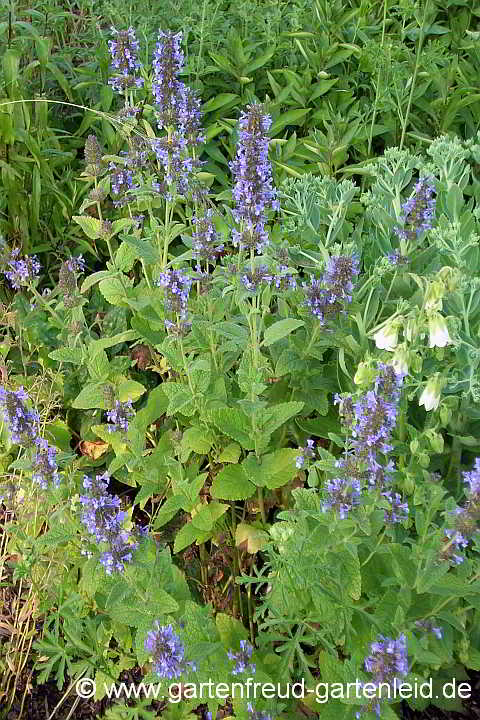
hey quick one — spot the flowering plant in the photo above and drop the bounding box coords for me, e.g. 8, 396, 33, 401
1, 23, 480, 720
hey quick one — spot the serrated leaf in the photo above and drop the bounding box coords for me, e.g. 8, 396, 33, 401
260, 448, 299, 490
115, 241, 138, 272
99, 277, 129, 306
162, 383, 196, 416
48, 348, 83, 364
210, 464, 255, 501
210, 407, 254, 450
259, 401, 304, 436
72, 215, 103, 240
121, 234, 160, 264
263, 318, 305, 346
181, 427, 213, 455
72, 383, 105, 409
218, 443, 241, 463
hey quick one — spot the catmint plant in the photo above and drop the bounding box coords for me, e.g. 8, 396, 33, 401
230, 104, 279, 255
106, 399, 135, 433
2, 249, 41, 289
144, 622, 196, 679
227, 640, 256, 675
108, 26, 144, 99
247, 704, 273, 720
356, 634, 408, 718
79, 472, 139, 574
192, 209, 224, 272
394, 176, 436, 245
0, 386, 40, 446
296, 438, 315, 468
32, 438, 60, 489
303, 254, 359, 324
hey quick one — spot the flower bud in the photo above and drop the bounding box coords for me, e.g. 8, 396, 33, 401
373, 317, 402, 351
428, 313, 450, 348
354, 360, 375, 386
424, 279, 445, 310
419, 373, 445, 412
404, 315, 417, 343
392, 343, 409, 376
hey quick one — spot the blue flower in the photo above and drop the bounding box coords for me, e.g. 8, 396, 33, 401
356, 634, 408, 718
247, 704, 273, 720
106, 400, 135, 433
394, 176, 436, 243
3, 249, 41, 289
227, 639, 256, 675
0, 386, 40, 446
303, 254, 359, 323
144, 622, 195, 679
230, 105, 278, 254
108, 26, 144, 94
79, 473, 138, 574
296, 438, 315, 469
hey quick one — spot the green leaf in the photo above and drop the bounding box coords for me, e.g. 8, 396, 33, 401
210, 407, 254, 450
173, 521, 207, 553
121, 234, 160, 264
88, 331, 139, 355
162, 382, 196, 417
72, 215, 103, 240
263, 318, 305, 346
99, 277, 130, 306
81, 270, 113, 293
215, 613, 248, 651
153, 496, 184, 530
270, 108, 310, 135
210, 464, 255, 501
202, 93, 239, 113
218, 442, 241, 463
235, 522, 269, 553
117, 379, 146, 402
190, 502, 228, 532
181, 427, 213, 455
48, 348, 83, 364
71, 383, 105, 409
115, 241, 138, 272
260, 449, 299, 489
259, 401, 304, 436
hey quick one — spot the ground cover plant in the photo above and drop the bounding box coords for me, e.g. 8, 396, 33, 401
1, 1, 480, 720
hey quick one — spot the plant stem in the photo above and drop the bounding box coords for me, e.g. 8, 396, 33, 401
399, 2, 428, 150
29, 286, 62, 324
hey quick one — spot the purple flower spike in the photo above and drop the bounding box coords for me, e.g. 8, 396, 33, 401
79, 472, 138, 574
106, 399, 135, 433
3, 249, 41, 289
394, 176, 436, 243
303, 254, 359, 324
0, 386, 40, 446
144, 622, 195, 679
227, 639, 256, 676
230, 104, 279, 254
108, 26, 144, 94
